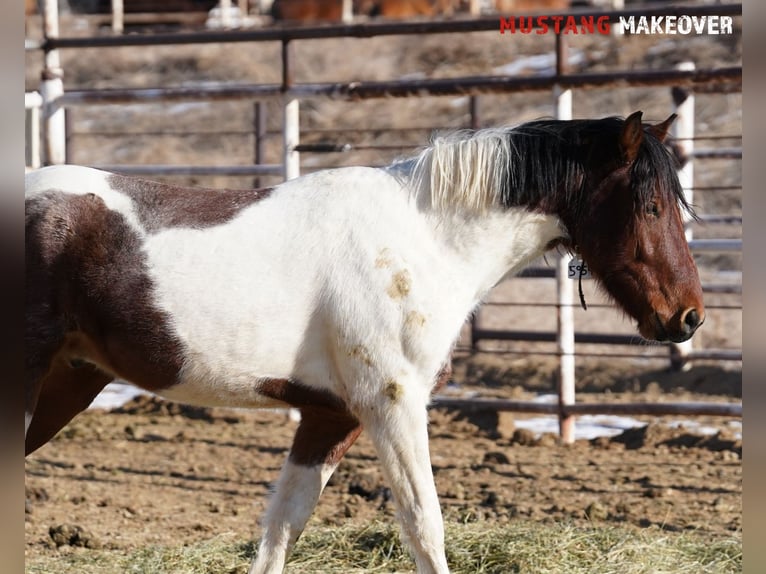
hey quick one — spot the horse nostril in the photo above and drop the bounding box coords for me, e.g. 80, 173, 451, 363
681, 308, 701, 333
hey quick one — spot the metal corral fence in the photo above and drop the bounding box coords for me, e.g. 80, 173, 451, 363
26, 1, 742, 441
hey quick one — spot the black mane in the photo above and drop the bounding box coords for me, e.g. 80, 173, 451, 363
501, 116, 694, 220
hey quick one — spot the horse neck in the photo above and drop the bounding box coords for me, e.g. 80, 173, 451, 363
426, 206, 565, 302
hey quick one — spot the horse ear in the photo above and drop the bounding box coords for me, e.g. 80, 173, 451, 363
619, 111, 644, 165
647, 113, 677, 143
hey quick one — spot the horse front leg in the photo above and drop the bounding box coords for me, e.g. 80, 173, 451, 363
24, 304, 112, 455
361, 384, 450, 574
25, 361, 112, 455
249, 406, 362, 574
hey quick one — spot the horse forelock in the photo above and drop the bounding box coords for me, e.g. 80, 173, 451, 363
630, 132, 696, 220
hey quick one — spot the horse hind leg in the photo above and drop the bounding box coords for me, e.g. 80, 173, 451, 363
249, 406, 362, 574
25, 357, 112, 456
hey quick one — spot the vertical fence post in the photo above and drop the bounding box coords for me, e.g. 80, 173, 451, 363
64, 109, 73, 165
220, 0, 232, 29
468, 93, 481, 351
254, 101, 266, 188
611, 0, 625, 37
554, 33, 576, 445
469, 95, 480, 130
41, 0, 66, 166
281, 40, 300, 181
342, 0, 353, 23
111, 0, 124, 34
283, 99, 300, 180
25, 92, 42, 170
670, 61, 695, 371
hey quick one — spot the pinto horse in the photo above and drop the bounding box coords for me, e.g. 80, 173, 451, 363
25, 112, 704, 573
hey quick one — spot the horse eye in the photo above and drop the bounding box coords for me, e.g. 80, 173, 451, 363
647, 202, 659, 217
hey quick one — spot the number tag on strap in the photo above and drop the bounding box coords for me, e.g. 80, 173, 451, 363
567, 257, 592, 279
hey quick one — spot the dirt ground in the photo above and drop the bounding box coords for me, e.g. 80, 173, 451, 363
25, 354, 741, 559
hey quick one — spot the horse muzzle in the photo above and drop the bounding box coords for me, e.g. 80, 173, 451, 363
641, 307, 705, 343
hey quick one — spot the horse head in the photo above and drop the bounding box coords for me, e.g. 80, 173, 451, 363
573, 111, 705, 343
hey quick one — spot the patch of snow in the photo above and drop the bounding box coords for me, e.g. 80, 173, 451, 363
493, 50, 585, 77
515, 414, 646, 441
88, 382, 148, 411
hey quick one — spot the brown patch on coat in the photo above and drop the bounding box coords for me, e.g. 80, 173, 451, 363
25, 191, 186, 394
257, 378, 362, 467
291, 408, 362, 467
258, 378, 349, 411
108, 173, 272, 233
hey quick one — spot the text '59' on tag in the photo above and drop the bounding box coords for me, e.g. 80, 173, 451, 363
567, 257, 592, 279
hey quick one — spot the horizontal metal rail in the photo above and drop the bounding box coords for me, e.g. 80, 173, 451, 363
513, 266, 741, 291
76, 129, 741, 143
694, 214, 742, 225
472, 329, 646, 346
685, 348, 742, 362
294, 142, 353, 153
689, 185, 741, 192
453, 346, 738, 362
690, 147, 742, 159
295, 67, 741, 99
702, 284, 741, 295
688, 239, 741, 251
672, 135, 741, 142
431, 397, 742, 418
471, 328, 741, 359
55, 66, 741, 109
273, 141, 747, 157
432, 397, 561, 415
564, 401, 741, 417
92, 164, 284, 176
483, 301, 741, 311
71, 128, 746, 142
59, 84, 283, 106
